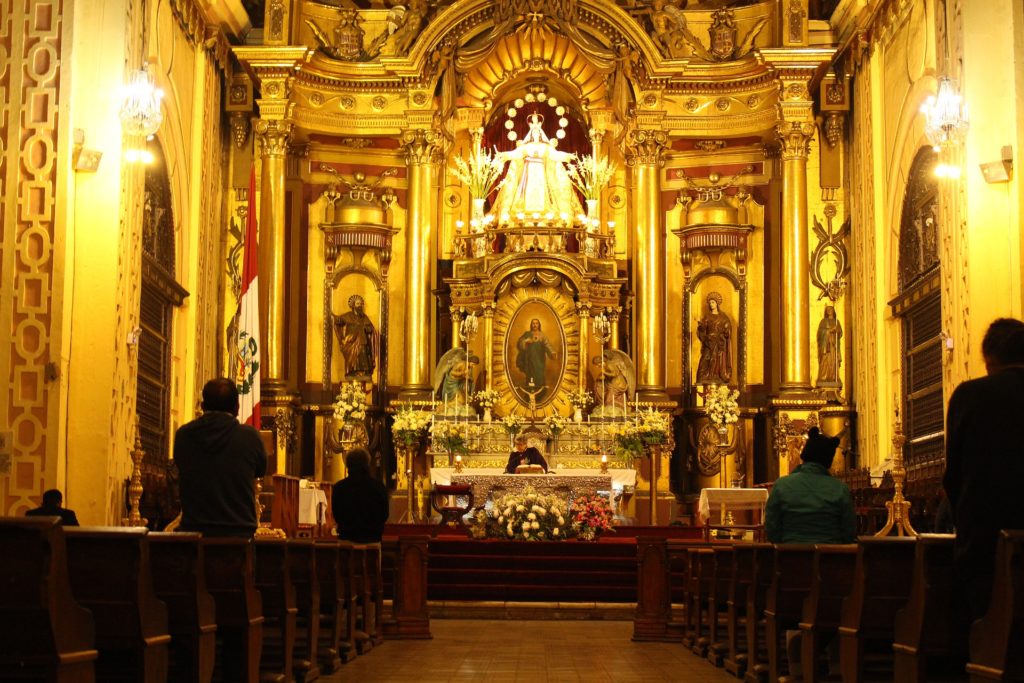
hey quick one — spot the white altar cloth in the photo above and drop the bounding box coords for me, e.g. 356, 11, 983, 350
298, 487, 329, 525
430, 467, 636, 490
697, 487, 769, 524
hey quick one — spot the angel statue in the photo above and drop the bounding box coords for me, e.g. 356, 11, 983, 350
591, 349, 636, 417
433, 347, 479, 416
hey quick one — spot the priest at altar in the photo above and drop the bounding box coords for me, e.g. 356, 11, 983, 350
504, 434, 549, 474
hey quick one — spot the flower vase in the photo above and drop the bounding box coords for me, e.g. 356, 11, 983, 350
484, 407, 492, 423
472, 197, 486, 222
574, 408, 583, 423
585, 198, 598, 220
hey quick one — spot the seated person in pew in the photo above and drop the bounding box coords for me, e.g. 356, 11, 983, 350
332, 448, 389, 542
504, 435, 549, 474
25, 488, 79, 526
174, 377, 268, 537
766, 427, 855, 681
765, 427, 855, 545
943, 317, 1024, 620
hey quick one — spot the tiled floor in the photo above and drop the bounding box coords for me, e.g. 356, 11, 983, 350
323, 619, 741, 682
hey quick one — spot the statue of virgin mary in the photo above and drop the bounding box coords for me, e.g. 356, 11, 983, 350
491, 113, 582, 220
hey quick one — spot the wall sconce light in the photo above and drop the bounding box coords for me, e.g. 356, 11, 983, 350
921, 76, 969, 152
980, 145, 1014, 184
119, 64, 164, 138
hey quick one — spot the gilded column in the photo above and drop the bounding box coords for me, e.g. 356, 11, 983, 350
255, 119, 292, 391
482, 302, 495, 390
400, 130, 440, 400
577, 302, 591, 392
777, 120, 816, 392
450, 307, 462, 350
626, 130, 669, 402
609, 306, 622, 350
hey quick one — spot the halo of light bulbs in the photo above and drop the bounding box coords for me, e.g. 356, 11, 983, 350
505, 91, 570, 144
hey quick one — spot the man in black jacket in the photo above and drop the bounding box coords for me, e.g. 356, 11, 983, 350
26, 489, 79, 526
174, 378, 267, 537
943, 317, 1024, 619
332, 448, 389, 542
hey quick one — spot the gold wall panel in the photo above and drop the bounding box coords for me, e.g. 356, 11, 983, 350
0, 0, 69, 515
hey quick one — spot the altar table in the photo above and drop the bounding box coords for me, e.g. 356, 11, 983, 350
439, 472, 614, 509
298, 487, 329, 526
698, 487, 769, 540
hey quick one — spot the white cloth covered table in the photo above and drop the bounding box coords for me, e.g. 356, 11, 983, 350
430, 467, 635, 490
298, 487, 329, 526
697, 487, 769, 524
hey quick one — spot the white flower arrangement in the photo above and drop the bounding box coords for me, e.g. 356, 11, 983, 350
609, 422, 644, 462
334, 381, 367, 423
637, 408, 671, 446
452, 145, 505, 199
391, 405, 432, 448
430, 420, 470, 456
472, 388, 501, 410
500, 414, 524, 436
705, 384, 740, 429
567, 389, 594, 410
545, 414, 567, 437
567, 153, 617, 201
467, 486, 568, 541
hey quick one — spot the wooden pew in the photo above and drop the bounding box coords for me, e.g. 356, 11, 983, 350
966, 530, 1024, 682
366, 543, 384, 646
892, 534, 960, 683
381, 535, 432, 640
706, 546, 736, 666
0, 517, 97, 682
253, 538, 297, 682
202, 538, 264, 683
314, 541, 357, 671
764, 544, 816, 682
838, 536, 917, 683
689, 547, 717, 656
725, 543, 771, 680
351, 544, 374, 654
63, 527, 170, 682
743, 543, 776, 683
633, 537, 671, 641
149, 532, 217, 683
798, 545, 857, 683
287, 539, 321, 682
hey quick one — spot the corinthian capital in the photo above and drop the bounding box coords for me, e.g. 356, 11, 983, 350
775, 120, 815, 161
625, 129, 668, 167
402, 129, 442, 166
254, 119, 293, 157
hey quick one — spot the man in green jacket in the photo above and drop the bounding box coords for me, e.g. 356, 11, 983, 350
765, 426, 856, 544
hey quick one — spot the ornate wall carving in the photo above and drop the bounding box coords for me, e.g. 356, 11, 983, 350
0, 0, 69, 513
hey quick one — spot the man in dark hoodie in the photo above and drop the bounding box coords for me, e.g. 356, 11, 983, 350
944, 317, 1024, 620
174, 378, 267, 537
26, 489, 79, 526
332, 448, 389, 543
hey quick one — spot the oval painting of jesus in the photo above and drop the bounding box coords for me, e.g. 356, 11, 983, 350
504, 300, 566, 407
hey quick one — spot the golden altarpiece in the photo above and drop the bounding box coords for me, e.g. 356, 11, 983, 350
230, 0, 855, 523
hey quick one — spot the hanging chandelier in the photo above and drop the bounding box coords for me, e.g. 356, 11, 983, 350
119, 65, 164, 138
921, 76, 968, 152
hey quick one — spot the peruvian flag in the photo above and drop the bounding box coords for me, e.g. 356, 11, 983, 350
235, 167, 261, 427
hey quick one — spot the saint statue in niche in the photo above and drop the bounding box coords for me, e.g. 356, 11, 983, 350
591, 348, 635, 416
491, 113, 582, 220
432, 347, 478, 415
515, 318, 556, 401
816, 305, 843, 386
333, 294, 376, 380
695, 291, 732, 385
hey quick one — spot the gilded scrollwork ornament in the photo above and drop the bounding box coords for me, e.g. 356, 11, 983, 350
810, 204, 851, 302
306, 9, 366, 61
624, 129, 668, 167
229, 112, 250, 150
402, 129, 442, 166
678, 9, 768, 62
775, 120, 815, 161
254, 119, 292, 157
